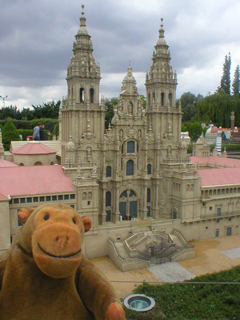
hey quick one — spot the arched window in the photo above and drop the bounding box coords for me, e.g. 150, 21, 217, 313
148, 93, 151, 105
161, 92, 164, 106
169, 93, 173, 106
34, 162, 42, 166
127, 141, 135, 153
173, 209, 177, 219
147, 188, 151, 203
126, 160, 134, 176
82, 192, 87, 200
106, 191, 111, 207
90, 88, 94, 103
106, 166, 111, 177
80, 88, 84, 102
147, 164, 151, 174
128, 102, 133, 115
88, 192, 92, 200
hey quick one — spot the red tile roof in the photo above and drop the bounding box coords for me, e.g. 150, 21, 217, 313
198, 168, 240, 187
0, 165, 74, 197
12, 143, 57, 155
0, 160, 18, 168
0, 192, 9, 200
191, 156, 240, 168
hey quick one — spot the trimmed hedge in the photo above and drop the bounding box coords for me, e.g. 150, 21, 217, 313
0, 119, 58, 132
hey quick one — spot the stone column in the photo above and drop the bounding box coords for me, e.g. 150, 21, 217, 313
101, 185, 107, 224
114, 184, 120, 224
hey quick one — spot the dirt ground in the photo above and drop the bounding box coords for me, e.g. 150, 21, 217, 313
90, 234, 240, 299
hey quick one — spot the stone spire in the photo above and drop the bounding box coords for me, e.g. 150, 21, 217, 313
156, 18, 167, 47
78, 5, 88, 36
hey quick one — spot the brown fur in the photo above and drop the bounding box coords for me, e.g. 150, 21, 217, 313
0, 203, 125, 320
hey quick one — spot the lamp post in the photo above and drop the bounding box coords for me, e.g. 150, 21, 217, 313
0, 95, 8, 107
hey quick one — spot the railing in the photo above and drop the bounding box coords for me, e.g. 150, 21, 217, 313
172, 229, 193, 248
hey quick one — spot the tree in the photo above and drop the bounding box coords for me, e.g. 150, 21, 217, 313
220, 53, 231, 94
232, 65, 240, 95
179, 92, 203, 122
0, 106, 21, 120
182, 121, 203, 142
2, 119, 21, 150
105, 97, 118, 129
32, 100, 61, 119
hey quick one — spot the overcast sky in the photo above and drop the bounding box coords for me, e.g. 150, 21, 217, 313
0, 0, 239, 110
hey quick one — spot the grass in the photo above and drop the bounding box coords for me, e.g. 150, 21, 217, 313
124, 266, 240, 320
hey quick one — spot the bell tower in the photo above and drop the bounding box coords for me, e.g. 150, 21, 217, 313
61, 5, 105, 165
145, 19, 182, 154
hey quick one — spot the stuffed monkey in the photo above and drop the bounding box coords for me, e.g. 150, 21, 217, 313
0, 203, 126, 320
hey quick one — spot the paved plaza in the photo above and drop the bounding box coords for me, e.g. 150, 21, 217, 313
91, 234, 240, 298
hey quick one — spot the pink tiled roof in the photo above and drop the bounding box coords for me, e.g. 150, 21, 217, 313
0, 165, 74, 197
0, 160, 18, 167
0, 192, 8, 200
12, 143, 57, 155
191, 156, 240, 168
198, 168, 240, 187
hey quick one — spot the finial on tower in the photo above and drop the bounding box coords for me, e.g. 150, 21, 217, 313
161, 18, 163, 28
81, 4, 85, 15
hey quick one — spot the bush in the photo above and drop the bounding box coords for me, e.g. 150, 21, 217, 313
127, 266, 240, 320
2, 119, 21, 150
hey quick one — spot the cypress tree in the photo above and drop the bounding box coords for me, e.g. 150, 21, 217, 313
220, 53, 231, 94
232, 65, 240, 95
2, 119, 21, 151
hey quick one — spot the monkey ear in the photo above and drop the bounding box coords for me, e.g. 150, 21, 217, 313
81, 216, 92, 233
18, 208, 35, 225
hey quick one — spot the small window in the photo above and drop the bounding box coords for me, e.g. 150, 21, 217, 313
18, 220, 23, 227
106, 166, 112, 178
20, 198, 25, 204
46, 196, 51, 202
203, 203, 206, 207
147, 164, 151, 175
82, 193, 87, 200
40, 197, 44, 202
209, 206, 212, 210
147, 188, 151, 203
52, 196, 57, 201
33, 197, 38, 203
216, 229, 219, 237
126, 160, 134, 176
106, 192, 111, 207
70, 194, 75, 199
64, 195, 69, 200
106, 210, 111, 222
127, 141, 135, 153
217, 207, 221, 216
58, 195, 63, 200
27, 198, 32, 203
87, 201, 90, 206
206, 227, 208, 230
70, 205, 75, 209
14, 199, 19, 204
227, 227, 232, 236
90, 88, 94, 103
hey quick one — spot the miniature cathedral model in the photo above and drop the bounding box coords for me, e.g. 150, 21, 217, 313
60, 6, 200, 231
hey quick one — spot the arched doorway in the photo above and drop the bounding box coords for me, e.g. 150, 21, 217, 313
119, 189, 138, 220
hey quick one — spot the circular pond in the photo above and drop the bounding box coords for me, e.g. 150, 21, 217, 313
123, 294, 155, 312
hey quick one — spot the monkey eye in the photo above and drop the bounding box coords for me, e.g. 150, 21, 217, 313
72, 218, 76, 224
44, 214, 50, 221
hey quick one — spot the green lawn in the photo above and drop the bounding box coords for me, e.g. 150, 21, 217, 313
124, 266, 240, 320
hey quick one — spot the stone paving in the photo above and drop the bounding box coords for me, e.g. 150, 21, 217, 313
148, 262, 195, 283
91, 234, 240, 299
221, 247, 240, 259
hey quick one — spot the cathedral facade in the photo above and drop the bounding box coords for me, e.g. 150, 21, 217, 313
58, 7, 239, 261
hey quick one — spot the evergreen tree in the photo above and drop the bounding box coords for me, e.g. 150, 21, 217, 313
2, 119, 21, 151
220, 53, 231, 94
232, 65, 240, 95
